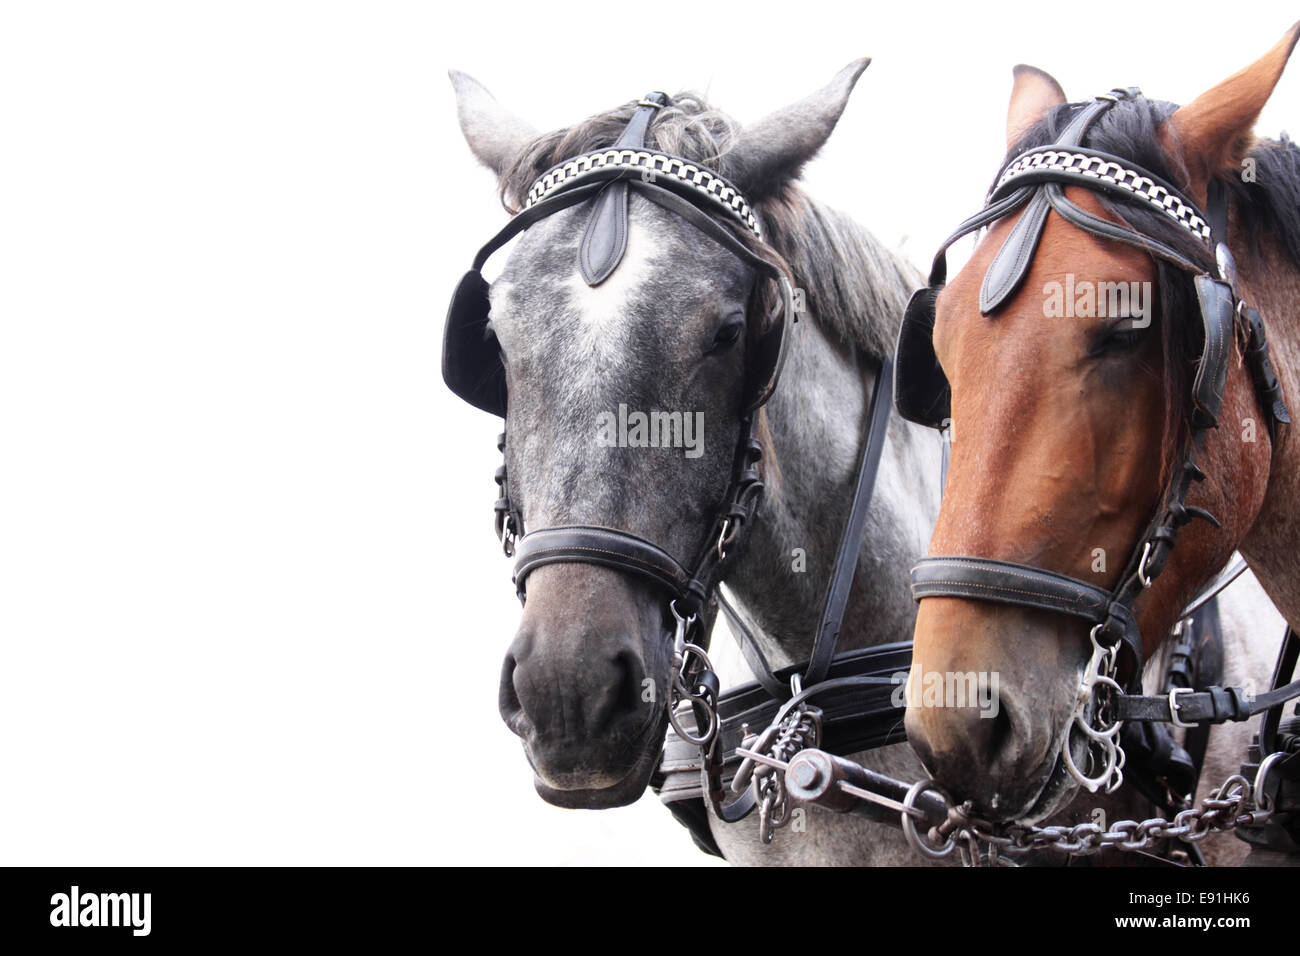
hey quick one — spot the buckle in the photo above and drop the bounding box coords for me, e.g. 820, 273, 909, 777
1168, 687, 1194, 728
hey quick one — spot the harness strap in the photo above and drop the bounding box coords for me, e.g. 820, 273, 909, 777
577, 92, 668, 285
979, 92, 1130, 313
1117, 676, 1300, 725
804, 358, 894, 688
513, 526, 692, 599
912, 555, 1109, 621
911, 555, 1145, 680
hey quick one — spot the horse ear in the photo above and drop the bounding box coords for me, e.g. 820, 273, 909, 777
1164, 22, 1300, 199
726, 58, 870, 199
1006, 65, 1066, 151
449, 70, 538, 177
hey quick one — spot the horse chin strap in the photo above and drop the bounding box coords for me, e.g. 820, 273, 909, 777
906, 88, 1296, 795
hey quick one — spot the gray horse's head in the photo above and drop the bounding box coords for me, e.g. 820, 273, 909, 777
450, 62, 869, 807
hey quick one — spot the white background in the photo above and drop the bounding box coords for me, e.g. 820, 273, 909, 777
2, 1, 1297, 865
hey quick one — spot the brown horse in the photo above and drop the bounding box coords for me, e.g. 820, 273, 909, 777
904, 24, 1300, 825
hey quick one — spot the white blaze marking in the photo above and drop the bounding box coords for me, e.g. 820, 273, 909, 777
558, 218, 654, 374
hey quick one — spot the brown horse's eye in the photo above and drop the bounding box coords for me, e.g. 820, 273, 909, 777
1090, 327, 1145, 357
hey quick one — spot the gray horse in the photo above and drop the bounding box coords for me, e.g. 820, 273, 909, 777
450, 61, 945, 864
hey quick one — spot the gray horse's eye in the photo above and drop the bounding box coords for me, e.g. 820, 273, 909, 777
706, 315, 745, 353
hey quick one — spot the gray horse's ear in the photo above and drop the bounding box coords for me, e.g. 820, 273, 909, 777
1006, 65, 1066, 151
449, 70, 538, 177
726, 58, 870, 198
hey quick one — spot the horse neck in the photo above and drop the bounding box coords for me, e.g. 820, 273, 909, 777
723, 288, 942, 669
1235, 223, 1300, 631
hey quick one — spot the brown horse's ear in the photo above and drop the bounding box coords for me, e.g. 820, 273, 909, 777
1165, 22, 1300, 199
1006, 65, 1066, 151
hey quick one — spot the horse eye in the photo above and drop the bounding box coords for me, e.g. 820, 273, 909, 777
706, 317, 745, 354
1091, 327, 1145, 357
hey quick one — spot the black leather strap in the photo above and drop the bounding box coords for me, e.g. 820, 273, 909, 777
513, 526, 691, 598
1242, 304, 1292, 438
1041, 184, 1204, 274
1119, 626, 1300, 726
923, 188, 1035, 287
1119, 687, 1246, 724
1260, 627, 1299, 757
804, 358, 895, 688
979, 93, 1126, 313
1118, 684, 1261, 724
911, 555, 1109, 620
1206, 177, 1230, 248
980, 188, 1053, 313
629, 181, 783, 282
578, 92, 669, 286
910, 553, 1144, 682
701, 359, 895, 700
469, 181, 613, 273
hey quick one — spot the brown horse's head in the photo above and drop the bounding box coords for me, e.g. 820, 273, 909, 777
905, 26, 1300, 823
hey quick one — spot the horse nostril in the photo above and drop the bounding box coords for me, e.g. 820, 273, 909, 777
498, 652, 523, 723
987, 704, 1013, 759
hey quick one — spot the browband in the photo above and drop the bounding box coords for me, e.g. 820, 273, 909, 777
526, 146, 762, 238
991, 145, 1212, 244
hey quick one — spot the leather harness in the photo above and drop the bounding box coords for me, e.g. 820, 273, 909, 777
444, 88, 1300, 860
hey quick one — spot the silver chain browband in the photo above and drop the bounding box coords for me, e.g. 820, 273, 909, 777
994, 147, 1213, 244
525, 148, 762, 238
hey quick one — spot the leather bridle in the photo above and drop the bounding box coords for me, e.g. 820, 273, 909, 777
443, 93, 905, 837
445, 93, 793, 620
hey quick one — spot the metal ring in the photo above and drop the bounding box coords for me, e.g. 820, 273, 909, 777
1088, 625, 1118, 672
1253, 752, 1283, 813
678, 642, 715, 685
1060, 727, 1115, 793
1075, 676, 1124, 741
1105, 766, 1125, 795
499, 514, 517, 557
1137, 541, 1154, 588
900, 781, 957, 859
715, 517, 739, 561
669, 599, 696, 654
668, 699, 717, 747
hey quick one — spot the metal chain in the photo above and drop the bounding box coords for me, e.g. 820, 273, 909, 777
903, 771, 1270, 863
754, 702, 822, 844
